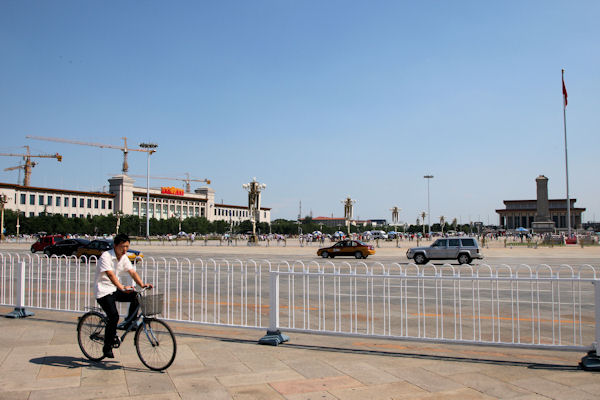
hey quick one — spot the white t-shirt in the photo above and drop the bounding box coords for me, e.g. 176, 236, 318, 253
94, 249, 135, 299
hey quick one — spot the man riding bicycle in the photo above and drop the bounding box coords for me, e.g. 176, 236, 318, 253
93, 233, 152, 359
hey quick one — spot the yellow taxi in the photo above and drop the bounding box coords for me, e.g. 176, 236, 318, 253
76, 240, 143, 262
317, 240, 375, 259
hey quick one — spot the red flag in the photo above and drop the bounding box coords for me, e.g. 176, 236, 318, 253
562, 70, 568, 107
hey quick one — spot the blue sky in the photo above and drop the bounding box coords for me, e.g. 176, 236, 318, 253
1, 1, 599, 224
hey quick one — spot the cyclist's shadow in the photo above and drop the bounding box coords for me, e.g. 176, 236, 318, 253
29, 356, 147, 372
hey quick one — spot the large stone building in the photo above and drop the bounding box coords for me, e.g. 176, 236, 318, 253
0, 175, 270, 225
495, 175, 584, 231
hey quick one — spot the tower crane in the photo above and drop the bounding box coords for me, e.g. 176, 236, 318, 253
0, 146, 62, 186
4, 162, 36, 185
26, 135, 154, 174
125, 173, 211, 193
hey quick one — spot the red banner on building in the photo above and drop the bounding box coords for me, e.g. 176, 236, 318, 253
161, 187, 184, 196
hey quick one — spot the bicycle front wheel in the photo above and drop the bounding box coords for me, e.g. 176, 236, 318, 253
135, 318, 177, 371
77, 312, 106, 361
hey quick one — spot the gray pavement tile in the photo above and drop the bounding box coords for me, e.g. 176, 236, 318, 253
322, 360, 401, 385
327, 381, 426, 400
269, 375, 362, 396
164, 344, 205, 371
477, 364, 556, 383
383, 366, 464, 393
281, 358, 345, 379
0, 373, 81, 393
171, 375, 230, 397
542, 370, 600, 387
27, 384, 130, 400
168, 363, 251, 379
0, 347, 12, 366
229, 383, 285, 399
189, 342, 242, 367
0, 391, 31, 400
579, 383, 600, 394
124, 369, 177, 397
80, 365, 127, 387
217, 370, 305, 388
448, 372, 531, 399
419, 360, 484, 376
510, 377, 573, 398
180, 390, 233, 400
108, 394, 182, 400
408, 387, 496, 399
546, 390, 599, 400
283, 391, 339, 400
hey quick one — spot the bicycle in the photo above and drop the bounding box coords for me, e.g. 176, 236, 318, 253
77, 287, 177, 371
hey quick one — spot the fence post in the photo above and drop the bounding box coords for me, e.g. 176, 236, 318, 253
258, 271, 289, 345
581, 280, 600, 370
6, 261, 34, 318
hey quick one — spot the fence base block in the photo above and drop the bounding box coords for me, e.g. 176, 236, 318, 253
258, 330, 289, 346
580, 351, 600, 371
5, 307, 34, 319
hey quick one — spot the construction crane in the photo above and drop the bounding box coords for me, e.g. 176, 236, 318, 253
126, 173, 211, 193
0, 146, 62, 186
4, 162, 36, 185
26, 135, 154, 174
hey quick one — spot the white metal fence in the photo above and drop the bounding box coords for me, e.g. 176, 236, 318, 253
1, 253, 599, 352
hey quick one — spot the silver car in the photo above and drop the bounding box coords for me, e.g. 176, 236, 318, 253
406, 237, 484, 264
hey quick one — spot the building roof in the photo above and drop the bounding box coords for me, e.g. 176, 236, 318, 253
503, 199, 578, 204
0, 182, 114, 198
132, 191, 207, 202
496, 208, 586, 213
214, 203, 271, 211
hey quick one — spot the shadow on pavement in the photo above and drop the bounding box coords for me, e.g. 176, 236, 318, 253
29, 356, 149, 373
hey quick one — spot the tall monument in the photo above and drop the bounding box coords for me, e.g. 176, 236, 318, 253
532, 175, 555, 233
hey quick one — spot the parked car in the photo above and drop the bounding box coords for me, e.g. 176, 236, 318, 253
31, 235, 64, 253
406, 237, 484, 264
75, 240, 143, 262
43, 238, 90, 256
371, 230, 388, 240
317, 240, 375, 259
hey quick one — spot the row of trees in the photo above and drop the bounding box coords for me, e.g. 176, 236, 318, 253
1, 210, 253, 236
2, 210, 481, 237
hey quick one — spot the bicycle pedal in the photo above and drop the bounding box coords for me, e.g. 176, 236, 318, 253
112, 336, 121, 348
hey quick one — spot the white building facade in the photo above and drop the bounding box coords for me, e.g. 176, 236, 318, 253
0, 175, 271, 224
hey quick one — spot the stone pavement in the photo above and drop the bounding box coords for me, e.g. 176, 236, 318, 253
1, 307, 599, 400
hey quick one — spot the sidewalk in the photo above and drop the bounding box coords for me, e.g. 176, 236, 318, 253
1, 307, 599, 400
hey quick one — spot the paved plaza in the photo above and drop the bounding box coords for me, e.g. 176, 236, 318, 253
1, 306, 599, 400
1, 243, 600, 399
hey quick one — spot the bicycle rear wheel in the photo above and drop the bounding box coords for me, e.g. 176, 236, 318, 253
77, 312, 106, 361
134, 318, 177, 371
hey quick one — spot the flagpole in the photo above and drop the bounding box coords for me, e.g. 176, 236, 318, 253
562, 69, 571, 237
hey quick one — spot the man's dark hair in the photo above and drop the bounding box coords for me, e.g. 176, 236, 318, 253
114, 233, 130, 246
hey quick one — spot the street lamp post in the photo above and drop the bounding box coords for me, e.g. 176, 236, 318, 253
424, 175, 434, 235
390, 206, 401, 246
139, 143, 158, 239
16, 209, 20, 242
341, 196, 356, 237
0, 194, 8, 241
242, 178, 266, 244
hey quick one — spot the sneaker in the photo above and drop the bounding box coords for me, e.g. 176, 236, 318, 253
103, 349, 114, 359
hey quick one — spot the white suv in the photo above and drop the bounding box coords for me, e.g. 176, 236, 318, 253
406, 237, 484, 264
